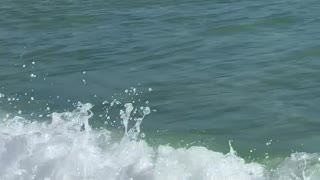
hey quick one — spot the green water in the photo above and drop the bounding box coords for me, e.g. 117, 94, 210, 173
1, 0, 320, 159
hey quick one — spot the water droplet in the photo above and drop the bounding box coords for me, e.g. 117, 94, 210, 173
143, 107, 151, 115
102, 101, 108, 105
266, 140, 272, 146
141, 133, 146, 138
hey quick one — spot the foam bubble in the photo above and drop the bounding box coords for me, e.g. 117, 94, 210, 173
0, 102, 320, 180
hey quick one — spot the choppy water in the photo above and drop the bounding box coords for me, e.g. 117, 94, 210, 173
1, 0, 320, 179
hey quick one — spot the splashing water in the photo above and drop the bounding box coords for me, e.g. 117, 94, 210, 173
0, 99, 320, 180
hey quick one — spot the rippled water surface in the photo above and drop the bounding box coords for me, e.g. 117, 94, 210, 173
1, 0, 320, 179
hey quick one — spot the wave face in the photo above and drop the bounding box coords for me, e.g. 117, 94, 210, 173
0, 102, 319, 180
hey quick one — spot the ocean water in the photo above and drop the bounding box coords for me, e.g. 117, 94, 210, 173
1, 0, 320, 179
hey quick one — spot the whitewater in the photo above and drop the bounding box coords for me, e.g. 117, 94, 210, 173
0, 98, 319, 180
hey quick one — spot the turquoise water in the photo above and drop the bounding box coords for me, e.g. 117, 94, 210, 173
1, 0, 320, 179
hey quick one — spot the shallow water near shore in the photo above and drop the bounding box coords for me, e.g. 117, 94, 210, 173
1, 0, 320, 179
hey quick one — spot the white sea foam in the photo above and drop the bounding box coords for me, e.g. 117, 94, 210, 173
0, 103, 319, 180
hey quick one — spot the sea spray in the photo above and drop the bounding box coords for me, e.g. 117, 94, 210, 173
0, 97, 320, 179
